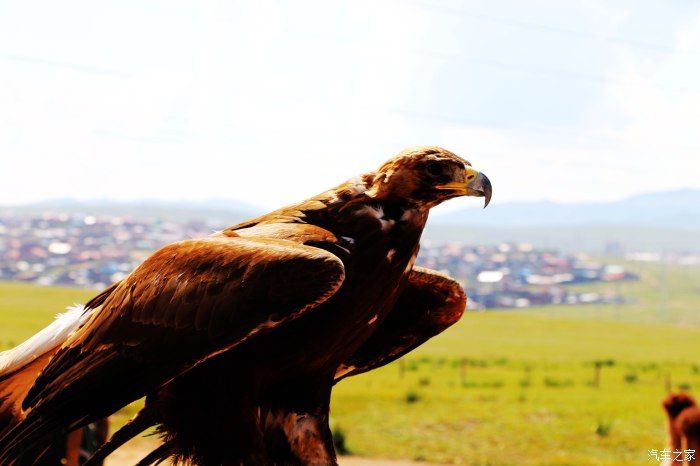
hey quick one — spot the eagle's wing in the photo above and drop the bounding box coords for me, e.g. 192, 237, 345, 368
334, 266, 465, 382
0, 235, 344, 461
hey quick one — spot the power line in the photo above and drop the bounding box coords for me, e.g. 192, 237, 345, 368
0, 52, 130, 78
390, 107, 700, 154
288, 30, 699, 96
410, 49, 697, 96
2, 84, 698, 155
406, 0, 700, 57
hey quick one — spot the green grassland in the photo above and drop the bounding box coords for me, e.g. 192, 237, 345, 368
0, 282, 94, 348
1, 260, 699, 465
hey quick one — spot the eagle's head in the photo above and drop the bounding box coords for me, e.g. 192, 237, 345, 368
366, 146, 492, 209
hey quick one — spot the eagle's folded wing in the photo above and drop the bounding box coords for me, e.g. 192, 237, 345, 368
335, 266, 465, 382
0, 236, 344, 462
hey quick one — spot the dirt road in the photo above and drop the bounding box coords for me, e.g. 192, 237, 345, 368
105, 438, 440, 466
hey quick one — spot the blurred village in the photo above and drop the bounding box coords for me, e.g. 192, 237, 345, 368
419, 241, 639, 309
0, 212, 656, 310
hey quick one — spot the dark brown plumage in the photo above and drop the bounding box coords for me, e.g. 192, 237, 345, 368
0, 146, 492, 465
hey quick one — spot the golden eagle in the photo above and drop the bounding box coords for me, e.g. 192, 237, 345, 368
0, 146, 491, 465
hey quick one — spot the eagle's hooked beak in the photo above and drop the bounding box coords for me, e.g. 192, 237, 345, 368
465, 167, 492, 208
436, 167, 492, 207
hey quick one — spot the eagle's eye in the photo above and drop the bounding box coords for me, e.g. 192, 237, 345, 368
424, 161, 443, 177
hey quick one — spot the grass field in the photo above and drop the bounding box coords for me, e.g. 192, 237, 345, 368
1, 260, 699, 465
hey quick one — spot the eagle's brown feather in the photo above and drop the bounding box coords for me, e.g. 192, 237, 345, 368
334, 266, 466, 382
2, 236, 344, 462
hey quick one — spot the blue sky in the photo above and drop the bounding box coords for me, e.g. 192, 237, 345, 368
1, 0, 699, 211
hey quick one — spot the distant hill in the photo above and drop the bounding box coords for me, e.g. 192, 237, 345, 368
0, 198, 260, 224
425, 189, 700, 253
3, 190, 699, 253
430, 189, 700, 229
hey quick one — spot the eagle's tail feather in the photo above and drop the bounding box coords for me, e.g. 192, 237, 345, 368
136, 441, 173, 466
84, 405, 157, 466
